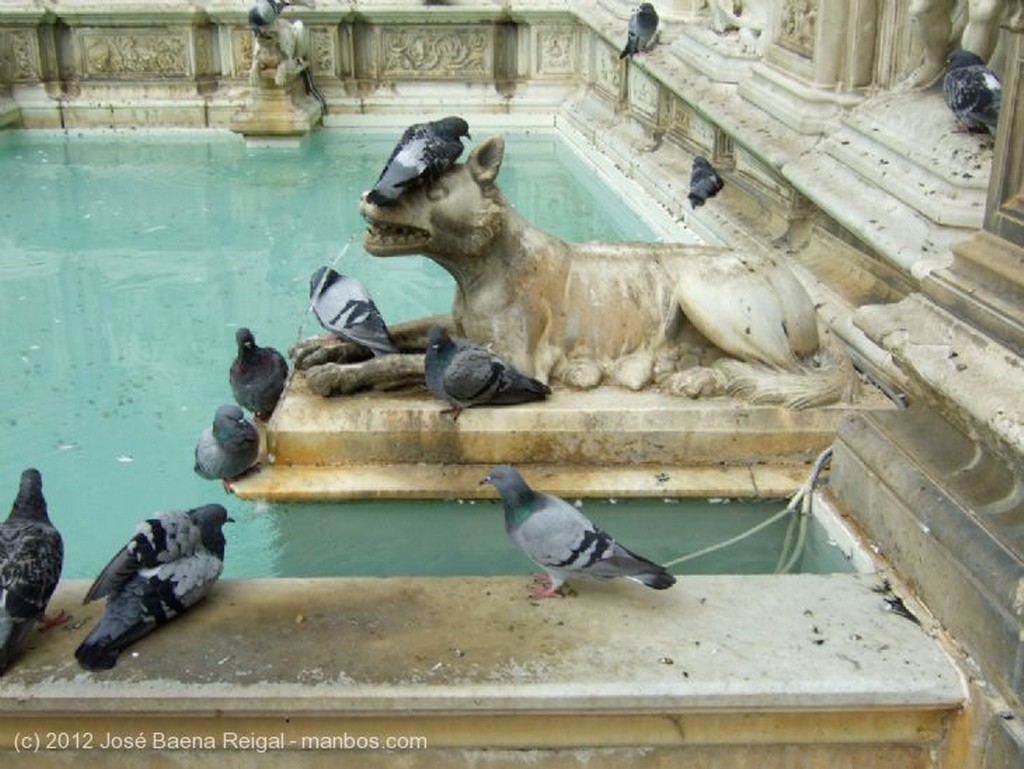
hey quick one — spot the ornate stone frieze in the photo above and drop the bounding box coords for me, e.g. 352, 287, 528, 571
777, 0, 818, 58
79, 29, 190, 79
378, 27, 491, 79
535, 27, 575, 76
0, 29, 39, 81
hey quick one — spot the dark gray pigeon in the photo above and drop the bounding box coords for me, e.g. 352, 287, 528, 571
619, 3, 659, 59
943, 49, 1001, 135
1, 469, 64, 674
230, 327, 289, 422
309, 266, 398, 356
481, 465, 676, 599
75, 504, 231, 670
365, 116, 471, 206
688, 156, 724, 208
248, 0, 286, 37
193, 404, 260, 488
425, 326, 551, 420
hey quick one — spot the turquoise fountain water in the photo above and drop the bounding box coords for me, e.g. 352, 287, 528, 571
0, 129, 852, 578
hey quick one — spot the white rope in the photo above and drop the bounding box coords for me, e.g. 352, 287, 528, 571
663, 446, 834, 570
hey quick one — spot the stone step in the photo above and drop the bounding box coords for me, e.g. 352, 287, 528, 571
238, 376, 894, 500
1, 574, 965, 767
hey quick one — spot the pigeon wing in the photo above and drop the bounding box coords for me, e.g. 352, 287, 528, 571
443, 346, 505, 405
83, 511, 201, 603
312, 276, 398, 355
0, 521, 63, 621
75, 550, 224, 670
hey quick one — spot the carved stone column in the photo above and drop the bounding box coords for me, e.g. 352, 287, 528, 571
0, 4, 59, 127
739, 0, 879, 134
923, 4, 1024, 356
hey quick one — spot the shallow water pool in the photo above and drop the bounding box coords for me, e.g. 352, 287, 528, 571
0, 128, 853, 579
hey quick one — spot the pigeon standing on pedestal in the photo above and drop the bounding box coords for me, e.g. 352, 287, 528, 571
425, 327, 551, 420
0, 469, 64, 674
943, 49, 1001, 135
194, 405, 260, 489
365, 116, 471, 206
75, 505, 231, 671
619, 3, 659, 59
309, 266, 399, 356
481, 465, 676, 599
230, 327, 289, 422
688, 156, 724, 208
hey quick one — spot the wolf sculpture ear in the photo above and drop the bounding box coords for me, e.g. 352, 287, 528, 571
468, 135, 505, 185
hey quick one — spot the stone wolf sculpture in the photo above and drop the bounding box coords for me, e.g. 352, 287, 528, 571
294, 135, 853, 409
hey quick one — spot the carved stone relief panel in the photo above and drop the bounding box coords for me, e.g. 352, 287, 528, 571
535, 26, 576, 77
777, 0, 818, 59
592, 37, 621, 101
309, 26, 336, 76
378, 26, 492, 79
735, 144, 795, 203
78, 29, 191, 79
666, 94, 715, 153
0, 29, 40, 82
193, 26, 214, 77
628, 64, 659, 122
231, 28, 255, 78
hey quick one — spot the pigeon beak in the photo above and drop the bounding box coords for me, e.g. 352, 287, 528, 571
226, 516, 236, 523
479, 475, 491, 486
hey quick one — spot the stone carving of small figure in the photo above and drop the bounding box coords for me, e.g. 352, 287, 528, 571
706, 0, 769, 55
247, 0, 327, 113
902, 0, 1007, 88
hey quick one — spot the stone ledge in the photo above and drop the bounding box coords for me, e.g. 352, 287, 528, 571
1, 575, 963, 713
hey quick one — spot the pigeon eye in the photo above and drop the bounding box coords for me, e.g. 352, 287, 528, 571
426, 185, 448, 202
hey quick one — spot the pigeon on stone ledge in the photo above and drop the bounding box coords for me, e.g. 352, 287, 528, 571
365, 116, 471, 206
309, 266, 399, 356
481, 465, 676, 599
0, 469, 64, 675
75, 504, 231, 671
620, 3, 659, 59
230, 327, 289, 422
688, 156, 724, 208
194, 405, 260, 489
425, 327, 551, 420
943, 49, 1001, 135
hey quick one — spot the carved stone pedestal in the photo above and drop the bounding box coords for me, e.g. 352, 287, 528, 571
229, 78, 322, 145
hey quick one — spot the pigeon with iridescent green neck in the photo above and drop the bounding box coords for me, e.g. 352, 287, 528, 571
425, 327, 550, 420
481, 465, 676, 599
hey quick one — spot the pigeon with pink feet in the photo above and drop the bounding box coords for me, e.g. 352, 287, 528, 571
480, 465, 675, 599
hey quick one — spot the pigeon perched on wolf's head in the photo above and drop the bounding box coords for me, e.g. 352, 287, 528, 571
75, 504, 231, 671
481, 465, 676, 599
230, 327, 289, 422
943, 49, 1001, 135
619, 3, 659, 59
1, 469, 64, 675
688, 156, 724, 208
425, 327, 551, 420
365, 116, 471, 206
309, 266, 399, 356
194, 404, 260, 489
